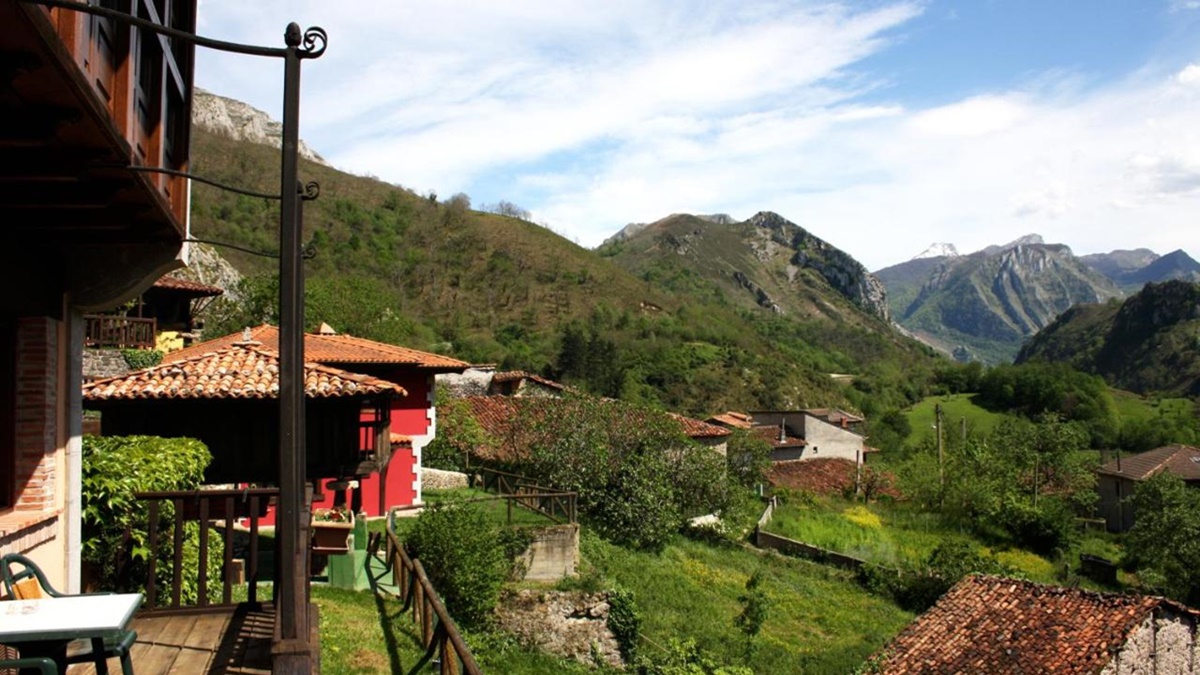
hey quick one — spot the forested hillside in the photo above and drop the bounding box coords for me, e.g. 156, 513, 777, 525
1016, 280, 1200, 397
188, 128, 942, 416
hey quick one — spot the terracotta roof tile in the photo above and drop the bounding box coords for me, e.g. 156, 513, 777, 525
83, 343, 406, 401
750, 425, 807, 449
1097, 444, 1200, 481
461, 396, 728, 461
153, 275, 224, 297
165, 325, 469, 371
875, 575, 1198, 674
491, 370, 569, 391
767, 458, 898, 497
669, 413, 732, 438
706, 411, 753, 429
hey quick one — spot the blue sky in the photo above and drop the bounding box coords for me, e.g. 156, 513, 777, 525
194, 1, 1200, 270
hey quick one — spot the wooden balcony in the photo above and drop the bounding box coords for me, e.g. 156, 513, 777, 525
83, 314, 156, 349
0, 0, 196, 312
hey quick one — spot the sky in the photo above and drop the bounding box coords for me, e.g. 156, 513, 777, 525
194, 1, 1200, 271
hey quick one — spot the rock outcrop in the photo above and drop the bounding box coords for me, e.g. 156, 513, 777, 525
193, 89, 328, 166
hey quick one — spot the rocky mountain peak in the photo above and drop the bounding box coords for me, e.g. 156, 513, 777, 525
192, 89, 328, 166
913, 243, 959, 260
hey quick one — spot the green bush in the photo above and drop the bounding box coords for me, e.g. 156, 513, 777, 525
607, 587, 641, 663
120, 348, 163, 370
406, 502, 507, 628
82, 435, 218, 604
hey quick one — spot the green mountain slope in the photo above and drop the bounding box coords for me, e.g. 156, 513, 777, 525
888, 239, 1121, 364
187, 127, 940, 415
1016, 280, 1200, 396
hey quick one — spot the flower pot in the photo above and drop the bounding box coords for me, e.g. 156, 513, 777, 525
311, 511, 354, 554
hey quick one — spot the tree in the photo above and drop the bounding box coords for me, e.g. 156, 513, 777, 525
424, 396, 492, 471
734, 571, 770, 662
1126, 472, 1200, 604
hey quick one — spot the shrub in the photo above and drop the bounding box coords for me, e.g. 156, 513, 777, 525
82, 435, 217, 604
607, 587, 641, 663
406, 503, 507, 628
120, 348, 163, 370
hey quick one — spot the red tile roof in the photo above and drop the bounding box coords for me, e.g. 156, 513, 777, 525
83, 342, 406, 401
706, 411, 753, 429
460, 396, 729, 461
165, 325, 469, 371
1097, 444, 1200, 482
668, 413, 732, 439
152, 275, 225, 297
875, 575, 1198, 675
491, 370, 568, 391
750, 425, 807, 449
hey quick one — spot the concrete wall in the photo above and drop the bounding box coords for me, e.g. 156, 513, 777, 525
1097, 474, 1136, 533
518, 524, 579, 581
1101, 608, 1200, 675
800, 415, 863, 463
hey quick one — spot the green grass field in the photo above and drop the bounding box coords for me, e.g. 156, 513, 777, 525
1109, 389, 1194, 423
905, 393, 1007, 445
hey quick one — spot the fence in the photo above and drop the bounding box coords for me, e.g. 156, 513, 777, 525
84, 314, 157, 349
472, 467, 577, 524
381, 513, 482, 675
125, 488, 277, 609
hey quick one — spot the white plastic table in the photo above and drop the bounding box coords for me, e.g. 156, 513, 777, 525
0, 593, 142, 674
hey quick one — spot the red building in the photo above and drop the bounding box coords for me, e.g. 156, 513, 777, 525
164, 325, 469, 518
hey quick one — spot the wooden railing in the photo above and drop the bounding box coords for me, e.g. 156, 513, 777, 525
471, 467, 577, 524
382, 516, 482, 675
84, 314, 157, 349
126, 488, 278, 610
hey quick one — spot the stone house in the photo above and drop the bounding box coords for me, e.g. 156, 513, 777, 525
873, 575, 1200, 674
1096, 444, 1200, 532
729, 410, 869, 463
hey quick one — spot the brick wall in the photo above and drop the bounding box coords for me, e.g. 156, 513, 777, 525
14, 317, 57, 512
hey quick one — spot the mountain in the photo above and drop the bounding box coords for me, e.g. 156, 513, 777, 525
1124, 249, 1200, 286
193, 89, 328, 166
1079, 248, 1159, 282
913, 243, 959, 260
601, 211, 890, 323
1016, 280, 1200, 397
184, 97, 939, 416
877, 237, 1122, 364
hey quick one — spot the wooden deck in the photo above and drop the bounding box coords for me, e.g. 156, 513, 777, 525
71, 604, 274, 675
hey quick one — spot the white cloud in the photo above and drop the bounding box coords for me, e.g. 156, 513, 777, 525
192, 1, 1200, 270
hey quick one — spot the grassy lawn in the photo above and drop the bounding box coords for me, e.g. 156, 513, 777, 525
761, 495, 1130, 592
905, 393, 1008, 444
1110, 389, 1194, 424
581, 531, 912, 674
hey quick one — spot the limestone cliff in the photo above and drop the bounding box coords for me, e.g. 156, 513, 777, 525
193, 89, 328, 166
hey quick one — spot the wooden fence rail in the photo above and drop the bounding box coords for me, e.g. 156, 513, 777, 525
83, 314, 157, 349
382, 513, 482, 675
471, 467, 577, 524
124, 488, 277, 610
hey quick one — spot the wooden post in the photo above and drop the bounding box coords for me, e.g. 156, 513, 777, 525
935, 404, 944, 503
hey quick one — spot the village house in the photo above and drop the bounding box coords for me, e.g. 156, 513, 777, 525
0, 0, 196, 594
1096, 444, 1200, 532
873, 575, 1200, 674
707, 409, 872, 463
155, 324, 470, 516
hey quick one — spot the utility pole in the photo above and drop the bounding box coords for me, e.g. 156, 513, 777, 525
935, 404, 944, 500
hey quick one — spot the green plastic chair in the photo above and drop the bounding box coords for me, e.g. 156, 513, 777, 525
0, 656, 58, 674
0, 553, 137, 675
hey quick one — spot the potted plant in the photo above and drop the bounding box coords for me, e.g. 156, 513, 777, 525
310, 505, 354, 554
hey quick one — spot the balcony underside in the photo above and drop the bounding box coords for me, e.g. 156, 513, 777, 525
0, 1, 189, 313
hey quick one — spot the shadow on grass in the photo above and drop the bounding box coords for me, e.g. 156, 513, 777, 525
366, 550, 425, 675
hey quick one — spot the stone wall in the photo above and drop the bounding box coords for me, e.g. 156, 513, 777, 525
496, 590, 621, 667
421, 467, 468, 490
82, 348, 131, 381
518, 524, 579, 581
1101, 608, 1200, 675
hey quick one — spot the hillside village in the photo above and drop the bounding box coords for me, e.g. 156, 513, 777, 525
5, 4, 1200, 675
